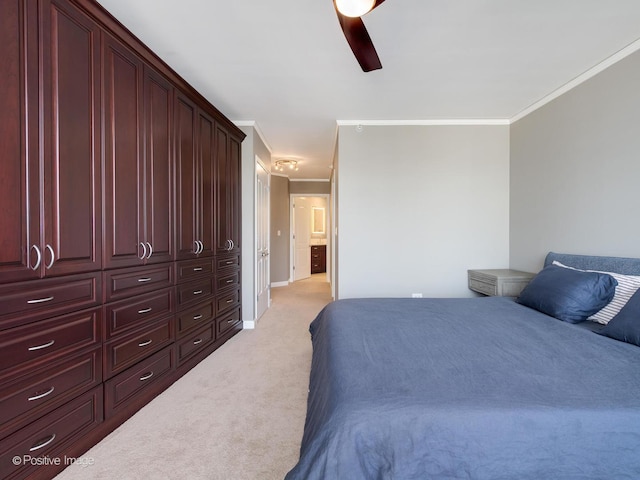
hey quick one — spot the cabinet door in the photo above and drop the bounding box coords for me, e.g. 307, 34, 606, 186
215, 124, 241, 254
0, 0, 40, 284
228, 134, 242, 252
41, 0, 102, 276
143, 67, 174, 265
102, 33, 144, 270
198, 110, 215, 258
174, 93, 198, 260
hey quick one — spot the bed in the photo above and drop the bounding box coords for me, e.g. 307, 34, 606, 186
285, 252, 640, 479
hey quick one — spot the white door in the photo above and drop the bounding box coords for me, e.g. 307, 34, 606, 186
293, 197, 311, 281
256, 160, 270, 319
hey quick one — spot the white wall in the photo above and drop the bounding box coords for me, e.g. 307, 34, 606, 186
336, 124, 510, 299
510, 49, 640, 273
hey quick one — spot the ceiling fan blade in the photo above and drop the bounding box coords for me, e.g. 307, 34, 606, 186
335, 11, 382, 72
371, 0, 386, 11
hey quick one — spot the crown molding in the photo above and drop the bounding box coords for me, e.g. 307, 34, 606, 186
336, 119, 509, 126
233, 120, 273, 153
510, 37, 640, 123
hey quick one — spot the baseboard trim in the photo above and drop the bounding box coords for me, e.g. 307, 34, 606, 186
271, 281, 289, 288
243, 320, 256, 329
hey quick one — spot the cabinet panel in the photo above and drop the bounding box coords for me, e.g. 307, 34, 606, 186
104, 346, 174, 417
0, 387, 103, 480
215, 124, 242, 254
199, 110, 215, 258
143, 67, 173, 265
176, 323, 215, 365
42, 0, 102, 276
0, 307, 101, 375
176, 258, 214, 284
176, 300, 214, 337
176, 277, 215, 311
0, 0, 40, 284
175, 94, 198, 260
0, 348, 101, 439
104, 317, 173, 378
104, 288, 173, 339
217, 307, 241, 337
103, 263, 173, 302
103, 33, 144, 269
0, 273, 101, 331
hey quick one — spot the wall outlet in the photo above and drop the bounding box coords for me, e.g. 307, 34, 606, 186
411, 293, 423, 298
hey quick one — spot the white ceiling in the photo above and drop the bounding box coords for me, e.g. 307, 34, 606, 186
96, 0, 640, 180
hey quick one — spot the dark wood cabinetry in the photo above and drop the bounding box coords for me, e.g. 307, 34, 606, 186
0, 0, 244, 477
103, 34, 173, 269
311, 245, 327, 274
215, 124, 242, 254
175, 95, 216, 260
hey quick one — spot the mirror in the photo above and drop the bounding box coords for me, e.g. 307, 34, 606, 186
312, 207, 325, 235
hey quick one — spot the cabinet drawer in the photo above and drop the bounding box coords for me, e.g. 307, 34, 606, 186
176, 323, 215, 365
176, 258, 214, 284
176, 277, 215, 310
104, 288, 173, 339
104, 317, 173, 379
468, 278, 497, 296
0, 308, 101, 375
0, 273, 101, 331
217, 307, 242, 337
216, 254, 240, 271
0, 387, 103, 480
216, 289, 240, 315
103, 264, 173, 302
216, 271, 239, 291
104, 346, 174, 417
0, 348, 101, 439
176, 300, 215, 337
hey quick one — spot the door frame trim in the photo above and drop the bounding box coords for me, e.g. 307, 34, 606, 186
290, 193, 330, 283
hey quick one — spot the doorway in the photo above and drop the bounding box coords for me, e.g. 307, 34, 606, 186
290, 195, 330, 283
256, 158, 270, 320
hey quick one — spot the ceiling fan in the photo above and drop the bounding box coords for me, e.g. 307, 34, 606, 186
333, 0, 386, 72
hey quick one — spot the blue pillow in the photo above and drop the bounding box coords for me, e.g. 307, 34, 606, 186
516, 264, 617, 323
598, 289, 640, 346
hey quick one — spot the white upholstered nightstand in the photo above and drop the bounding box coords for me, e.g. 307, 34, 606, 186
468, 269, 535, 297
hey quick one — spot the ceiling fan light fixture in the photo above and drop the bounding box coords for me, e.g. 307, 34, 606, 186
335, 0, 375, 18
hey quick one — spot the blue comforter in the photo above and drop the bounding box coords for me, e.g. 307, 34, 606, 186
285, 297, 640, 479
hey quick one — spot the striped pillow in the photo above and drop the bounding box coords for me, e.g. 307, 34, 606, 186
553, 261, 640, 324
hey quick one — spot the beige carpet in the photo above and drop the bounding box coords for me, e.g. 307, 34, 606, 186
55, 274, 332, 480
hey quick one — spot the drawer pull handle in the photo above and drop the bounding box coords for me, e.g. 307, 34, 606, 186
225, 261, 234, 265
193, 338, 203, 345
227, 319, 237, 323
27, 296, 54, 304
28, 386, 55, 402
30, 244, 42, 270
30, 433, 56, 452
138, 277, 152, 283
193, 290, 203, 295
138, 339, 153, 347
225, 279, 234, 284
28, 340, 55, 351
226, 299, 234, 304
139, 372, 154, 381
193, 314, 203, 320
45, 244, 55, 269
138, 307, 153, 314
193, 267, 203, 272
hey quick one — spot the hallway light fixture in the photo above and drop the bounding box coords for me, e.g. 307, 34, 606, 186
274, 159, 299, 172
335, 0, 375, 17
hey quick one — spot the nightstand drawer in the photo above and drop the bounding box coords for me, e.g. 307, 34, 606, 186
468, 269, 534, 297
469, 278, 497, 296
